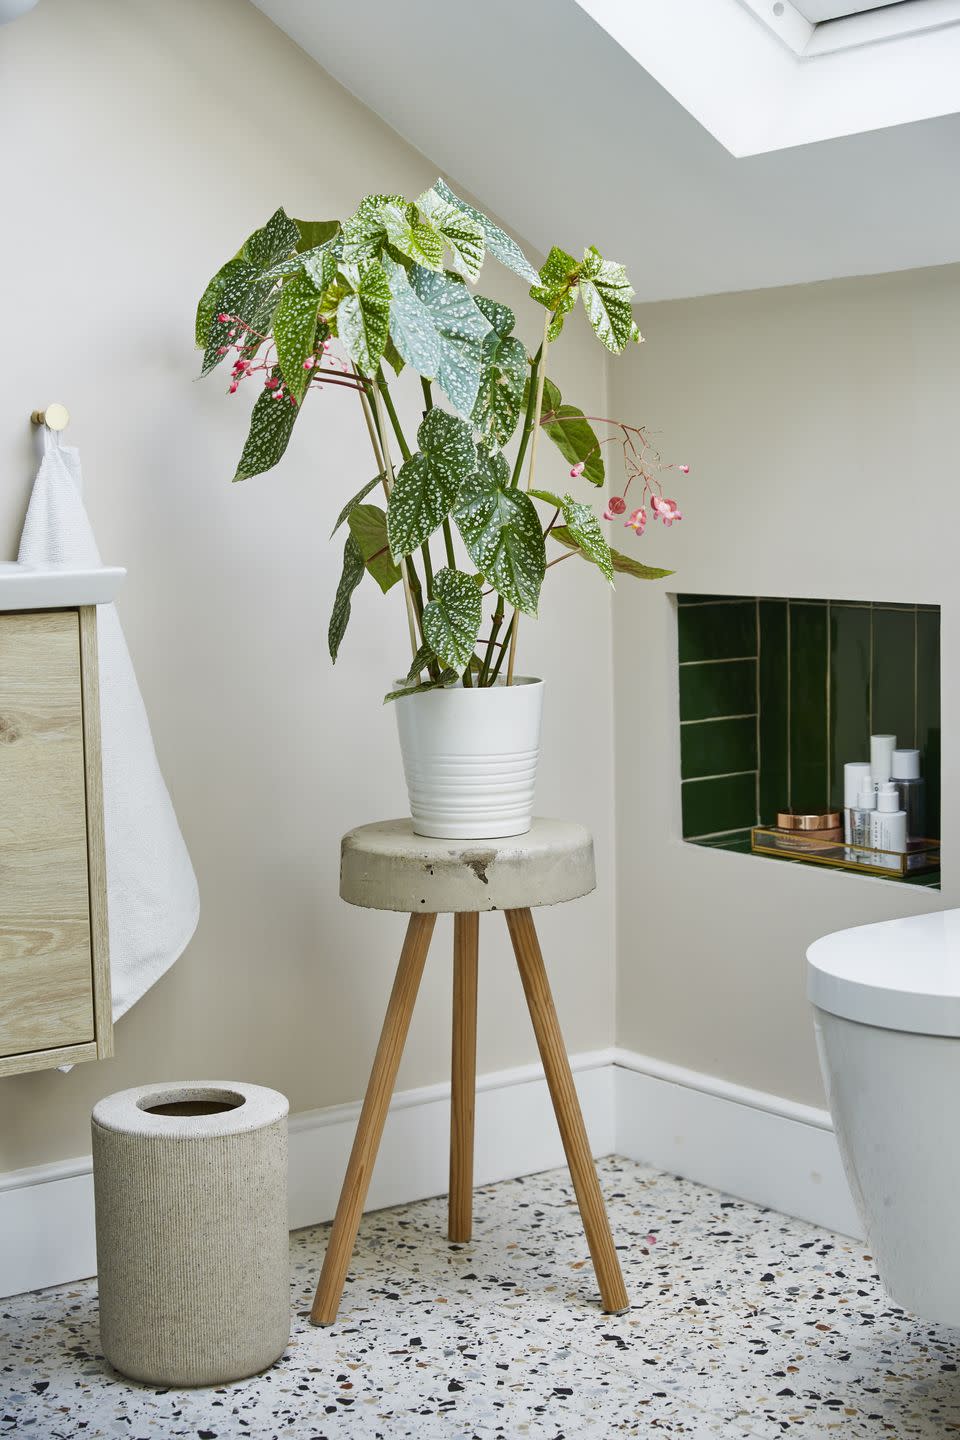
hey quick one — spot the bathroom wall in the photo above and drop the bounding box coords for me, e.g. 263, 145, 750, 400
0, 0, 616, 1170
610, 265, 956, 1107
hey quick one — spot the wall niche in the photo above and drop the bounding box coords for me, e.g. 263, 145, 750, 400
677, 594, 940, 887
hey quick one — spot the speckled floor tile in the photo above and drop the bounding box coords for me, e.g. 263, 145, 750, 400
3, 1157, 959, 1439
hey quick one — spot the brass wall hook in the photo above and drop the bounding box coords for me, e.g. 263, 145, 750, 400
30, 403, 70, 431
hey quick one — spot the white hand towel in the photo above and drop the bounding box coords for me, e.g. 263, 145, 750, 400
18, 430, 199, 1020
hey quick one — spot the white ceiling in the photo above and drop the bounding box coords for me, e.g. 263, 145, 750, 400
251, 0, 960, 302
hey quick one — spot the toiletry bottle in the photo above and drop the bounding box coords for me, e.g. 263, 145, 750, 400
891, 748, 926, 841
843, 761, 871, 843
850, 781, 876, 861
870, 733, 896, 789
871, 783, 907, 871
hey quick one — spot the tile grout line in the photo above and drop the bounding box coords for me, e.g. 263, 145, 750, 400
682, 769, 759, 785
755, 598, 761, 828
825, 598, 832, 811
680, 712, 757, 726
678, 656, 757, 668
786, 599, 792, 812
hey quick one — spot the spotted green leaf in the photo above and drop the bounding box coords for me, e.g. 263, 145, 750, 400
337, 262, 391, 375
405, 264, 492, 417
347, 504, 401, 594
433, 178, 539, 285
550, 526, 673, 580
422, 567, 483, 675
243, 207, 300, 271
417, 188, 485, 281
383, 201, 445, 271
530, 245, 581, 340
340, 194, 405, 268
453, 448, 546, 615
382, 255, 441, 379
538, 378, 604, 487
387, 408, 477, 560
472, 329, 527, 447
383, 669, 458, 704
330, 473, 385, 537
328, 533, 365, 662
298, 245, 337, 293
530, 492, 612, 580
473, 295, 516, 338
198, 257, 262, 375
403, 641, 437, 684
579, 246, 640, 353
274, 271, 321, 402
233, 368, 301, 481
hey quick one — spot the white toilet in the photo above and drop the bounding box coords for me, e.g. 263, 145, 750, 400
808, 909, 960, 1327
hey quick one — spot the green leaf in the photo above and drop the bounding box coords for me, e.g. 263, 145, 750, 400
530, 245, 581, 340
233, 368, 301, 481
337, 262, 391, 375
433, 178, 539, 285
294, 219, 341, 253
383, 201, 445, 271
340, 193, 405, 268
550, 526, 673, 580
383, 669, 458, 704
382, 334, 406, 377
405, 264, 492, 417
199, 257, 259, 375
453, 447, 546, 615
274, 271, 321, 402
298, 246, 337, 293
538, 377, 604, 487
196, 269, 224, 349
473, 294, 516, 337
330, 473, 385, 537
472, 330, 527, 447
404, 641, 437, 684
328, 533, 365, 662
417, 188, 485, 281
347, 504, 402, 594
387, 408, 477, 560
382, 255, 442, 379
579, 245, 638, 353
528, 488, 564, 508
422, 568, 483, 675
243, 207, 300, 271
559, 496, 613, 582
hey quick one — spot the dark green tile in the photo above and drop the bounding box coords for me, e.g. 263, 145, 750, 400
678, 601, 756, 663
689, 830, 753, 854
679, 660, 756, 723
828, 601, 871, 809
681, 715, 757, 779
758, 600, 788, 824
677, 594, 750, 606
681, 772, 757, 838
789, 601, 828, 813
871, 606, 916, 747
916, 607, 940, 838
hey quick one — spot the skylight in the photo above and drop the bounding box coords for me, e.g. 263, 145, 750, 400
740, 0, 960, 56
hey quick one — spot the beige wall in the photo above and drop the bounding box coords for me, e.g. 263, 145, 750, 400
611, 265, 956, 1106
0, 0, 616, 1170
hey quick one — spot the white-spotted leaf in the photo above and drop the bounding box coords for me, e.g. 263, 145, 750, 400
274, 271, 321, 402
337, 262, 391, 375
579, 246, 638, 353
383, 256, 442, 379
405, 264, 492, 417
550, 526, 673, 580
233, 368, 301, 481
422, 567, 483, 675
387, 408, 477, 559
331, 473, 385, 537
328, 533, 365, 662
453, 448, 546, 615
417, 188, 485, 280
433, 178, 539, 285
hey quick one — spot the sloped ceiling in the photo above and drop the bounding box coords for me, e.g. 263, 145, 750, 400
251, 0, 960, 301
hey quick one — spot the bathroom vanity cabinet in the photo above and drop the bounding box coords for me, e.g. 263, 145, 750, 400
0, 564, 124, 1076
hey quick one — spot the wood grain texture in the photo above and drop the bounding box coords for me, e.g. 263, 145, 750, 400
505, 907, 629, 1314
311, 912, 436, 1325
0, 1040, 98, 1078
448, 912, 478, 1242
78, 606, 112, 1059
0, 611, 94, 1060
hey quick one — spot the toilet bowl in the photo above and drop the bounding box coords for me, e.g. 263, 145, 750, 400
808, 909, 960, 1327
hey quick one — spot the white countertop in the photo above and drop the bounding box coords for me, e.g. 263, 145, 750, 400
0, 562, 125, 610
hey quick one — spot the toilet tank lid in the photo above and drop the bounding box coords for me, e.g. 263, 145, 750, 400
807, 909, 960, 1036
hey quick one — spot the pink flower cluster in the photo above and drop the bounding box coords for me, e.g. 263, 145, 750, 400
213, 313, 348, 407
604, 492, 683, 533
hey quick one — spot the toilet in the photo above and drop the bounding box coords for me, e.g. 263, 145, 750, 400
808, 909, 960, 1327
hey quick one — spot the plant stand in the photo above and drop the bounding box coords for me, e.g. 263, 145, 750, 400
311, 818, 628, 1325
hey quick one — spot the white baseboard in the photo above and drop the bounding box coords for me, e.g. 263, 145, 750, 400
612, 1049, 863, 1240
0, 1051, 615, 1300
0, 1046, 860, 1300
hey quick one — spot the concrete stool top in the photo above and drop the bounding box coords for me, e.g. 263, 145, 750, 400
340, 818, 595, 913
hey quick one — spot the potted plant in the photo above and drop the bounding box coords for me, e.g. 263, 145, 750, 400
196, 183, 686, 837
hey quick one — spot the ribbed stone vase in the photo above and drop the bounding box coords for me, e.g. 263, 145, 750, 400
92, 1081, 290, 1387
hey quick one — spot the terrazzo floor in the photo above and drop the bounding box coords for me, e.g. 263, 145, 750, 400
3, 1155, 959, 1439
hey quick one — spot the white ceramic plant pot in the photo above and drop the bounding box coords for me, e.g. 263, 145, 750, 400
394, 677, 544, 839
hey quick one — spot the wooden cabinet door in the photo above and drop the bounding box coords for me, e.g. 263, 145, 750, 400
0, 611, 95, 1059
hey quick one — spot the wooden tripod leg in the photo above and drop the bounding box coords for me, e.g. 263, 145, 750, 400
505, 907, 629, 1314
449, 912, 479, 1242
310, 911, 436, 1325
